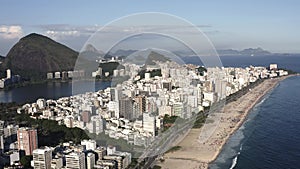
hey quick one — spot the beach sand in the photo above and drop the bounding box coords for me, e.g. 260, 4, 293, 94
157, 76, 291, 169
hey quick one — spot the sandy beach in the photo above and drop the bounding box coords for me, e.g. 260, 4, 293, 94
157, 76, 291, 169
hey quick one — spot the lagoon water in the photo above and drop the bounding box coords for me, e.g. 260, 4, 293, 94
0, 81, 111, 104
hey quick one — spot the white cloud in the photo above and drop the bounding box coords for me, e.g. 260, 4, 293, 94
0, 25, 23, 39
45, 30, 80, 40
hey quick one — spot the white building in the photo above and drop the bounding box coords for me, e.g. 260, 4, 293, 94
106, 146, 116, 155
9, 150, 20, 165
81, 139, 96, 151
51, 157, 63, 169
107, 101, 119, 118
65, 152, 86, 169
270, 64, 278, 70
87, 116, 104, 135
86, 153, 95, 169
145, 72, 151, 81
172, 102, 183, 117
37, 99, 46, 109
143, 113, 156, 136
32, 147, 52, 169
6, 69, 11, 79
47, 73, 53, 79
54, 72, 61, 79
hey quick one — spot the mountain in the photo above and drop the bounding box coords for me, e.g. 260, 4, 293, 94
79, 44, 104, 62
111, 49, 138, 57
2, 33, 79, 80
217, 47, 271, 56
240, 47, 271, 55
0, 55, 4, 63
145, 51, 170, 65
84, 44, 101, 53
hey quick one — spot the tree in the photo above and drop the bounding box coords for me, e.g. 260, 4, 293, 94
20, 155, 33, 168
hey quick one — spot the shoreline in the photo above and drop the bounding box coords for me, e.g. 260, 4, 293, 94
208, 76, 289, 165
158, 75, 295, 169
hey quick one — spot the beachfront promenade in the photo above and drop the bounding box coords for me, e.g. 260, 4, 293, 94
158, 75, 291, 169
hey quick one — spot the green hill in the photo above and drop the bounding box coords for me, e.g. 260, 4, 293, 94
2, 33, 79, 80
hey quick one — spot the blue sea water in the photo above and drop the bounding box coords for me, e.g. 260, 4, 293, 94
210, 75, 300, 169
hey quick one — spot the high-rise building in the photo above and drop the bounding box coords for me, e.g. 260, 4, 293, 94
103, 155, 123, 169
81, 111, 91, 123
17, 127, 38, 155
65, 152, 86, 169
0, 120, 4, 151
162, 81, 172, 91
172, 102, 183, 117
64, 116, 74, 128
86, 153, 95, 169
119, 97, 133, 120
32, 147, 52, 169
6, 69, 11, 79
134, 95, 146, 116
0, 134, 4, 153
87, 116, 105, 135
51, 157, 63, 169
0, 120, 4, 135
143, 113, 156, 136
94, 147, 107, 161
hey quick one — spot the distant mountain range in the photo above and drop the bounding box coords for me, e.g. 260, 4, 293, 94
0, 33, 281, 81
109, 47, 272, 57
217, 47, 272, 56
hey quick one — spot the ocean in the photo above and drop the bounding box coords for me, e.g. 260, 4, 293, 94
210, 75, 300, 169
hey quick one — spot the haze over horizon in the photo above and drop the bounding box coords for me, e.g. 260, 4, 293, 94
0, 0, 299, 55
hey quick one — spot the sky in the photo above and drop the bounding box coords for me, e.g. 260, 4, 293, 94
0, 0, 299, 56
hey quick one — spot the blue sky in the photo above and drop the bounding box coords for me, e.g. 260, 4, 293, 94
0, 0, 299, 55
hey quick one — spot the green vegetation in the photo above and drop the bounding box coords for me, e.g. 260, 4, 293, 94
192, 112, 208, 128
20, 155, 33, 168
279, 68, 298, 75
162, 115, 187, 132
16, 114, 89, 146
138, 69, 162, 79
152, 165, 162, 169
127, 158, 139, 168
0, 103, 89, 146
226, 79, 263, 103
197, 66, 207, 75
88, 132, 134, 152
163, 115, 179, 124
99, 61, 125, 76
0, 102, 19, 118
166, 146, 181, 153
